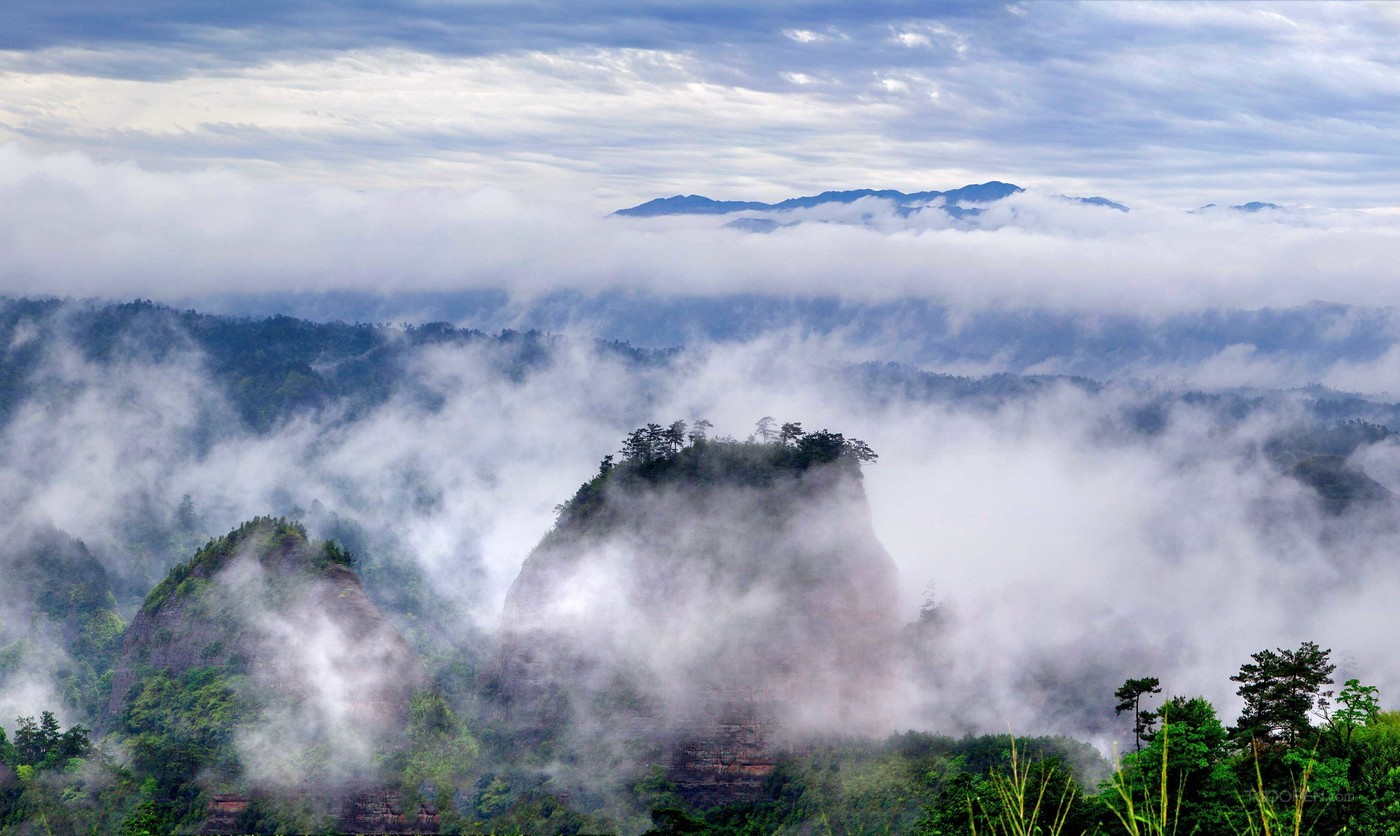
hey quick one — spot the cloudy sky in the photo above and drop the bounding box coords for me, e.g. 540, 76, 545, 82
3, 1, 1399, 209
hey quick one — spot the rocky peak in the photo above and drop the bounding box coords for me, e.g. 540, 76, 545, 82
496, 427, 901, 800
106, 517, 424, 729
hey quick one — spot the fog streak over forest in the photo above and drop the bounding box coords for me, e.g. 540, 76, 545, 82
2, 314, 1397, 755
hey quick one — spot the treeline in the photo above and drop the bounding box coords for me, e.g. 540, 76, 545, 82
0, 297, 666, 432
615, 416, 877, 467
924, 641, 1394, 835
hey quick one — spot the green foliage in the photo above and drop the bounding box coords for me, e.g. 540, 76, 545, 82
0, 527, 128, 719
915, 746, 1095, 836
0, 297, 665, 436
1230, 641, 1335, 749
318, 538, 356, 569
0, 641, 25, 683
969, 743, 1083, 836
551, 418, 878, 534
1091, 654, 1400, 835
1288, 454, 1391, 514
1327, 678, 1381, 749
118, 666, 251, 812
140, 516, 353, 617
484, 791, 613, 835
1345, 711, 1400, 832
472, 776, 514, 819
119, 788, 183, 836
399, 691, 479, 813
10, 712, 91, 770
229, 794, 337, 834
1115, 677, 1163, 752
0, 723, 149, 834
1101, 697, 1239, 834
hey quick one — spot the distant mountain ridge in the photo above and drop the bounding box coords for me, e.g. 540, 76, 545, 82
615, 181, 1025, 217
1192, 201, 1282, 214
615, 181, 1130, 218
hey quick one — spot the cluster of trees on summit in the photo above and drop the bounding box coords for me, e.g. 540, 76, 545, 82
547, 418, 880, 533
614, 417, 877, 467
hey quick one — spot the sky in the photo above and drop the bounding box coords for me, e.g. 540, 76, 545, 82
2, 1, 1399, 209
6, 2, 1400, 360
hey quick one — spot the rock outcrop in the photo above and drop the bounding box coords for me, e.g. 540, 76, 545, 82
496, 434, 902, 801
198, 794, 250, 834
105, 517, 425, 732
337, 790, 440, 834
104, 518, 430, 831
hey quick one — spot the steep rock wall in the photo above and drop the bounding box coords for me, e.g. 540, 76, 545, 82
496, 443, 901, 799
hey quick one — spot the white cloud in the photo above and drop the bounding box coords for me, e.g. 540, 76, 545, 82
4, 148, 1400, 318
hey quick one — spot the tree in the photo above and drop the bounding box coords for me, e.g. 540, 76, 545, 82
779, 422, 804, 446
1114, 677, 1162, 752
401, 692, 478, 809
644, 423, 666, 458
11, 711, 88, 769
1230, 641, 1335, 749
664, 421, 687, 453
13, 713, 57, 765
1325, 678, 1380, 749
754, 416, 776, 443
622, 428, 653, 463
844, 437, 878, 463
796, 429, 846, 463
1106, 696, 1237, 835
687, 419, 712, 445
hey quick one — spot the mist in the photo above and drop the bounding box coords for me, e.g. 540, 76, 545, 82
2, 303, 1397, 770
5, 145, 1400, 320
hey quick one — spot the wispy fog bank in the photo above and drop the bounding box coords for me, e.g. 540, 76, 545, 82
5, 147, 1400, 316
1, 313, 1397, 752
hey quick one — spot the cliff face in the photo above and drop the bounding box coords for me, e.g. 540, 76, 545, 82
497, 439, 901, 800
338, 790, 441, 834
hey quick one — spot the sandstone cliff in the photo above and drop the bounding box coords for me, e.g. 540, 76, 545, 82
496, 433, 901, 801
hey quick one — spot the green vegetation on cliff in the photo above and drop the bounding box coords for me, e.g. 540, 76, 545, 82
140, 516, 352, 619
551, 418, 877, 536
0, 527, 125, 720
